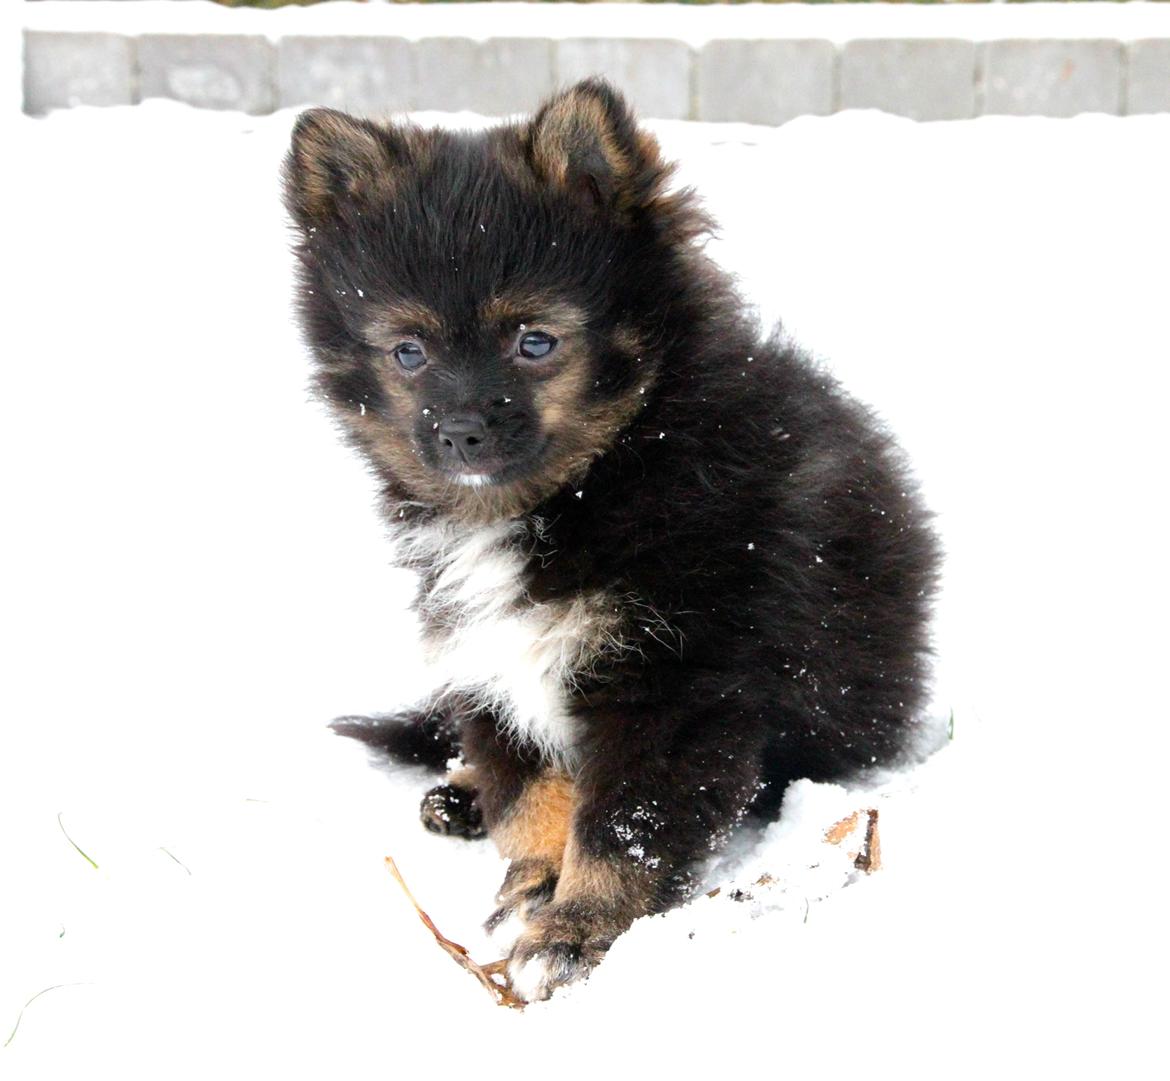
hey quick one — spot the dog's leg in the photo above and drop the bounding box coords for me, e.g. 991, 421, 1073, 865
328, 702, 489, 839
330, 703, 460, 771
504, 721, 765, 1001
433, 711, 574, 936
415, 703, 511, 841
418, 767, 487, 839
482, 770, 576, 936
503, 828, 645, 1002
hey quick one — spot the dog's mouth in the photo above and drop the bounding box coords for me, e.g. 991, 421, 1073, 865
443, 436, 551, 491
453, 471, 495, 489
445, 459, 527, 489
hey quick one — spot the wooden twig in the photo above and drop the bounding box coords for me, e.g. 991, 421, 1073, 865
714, 808, 884, 908
855, 808, 881, 873
384, 856, 525, 1010
823, 811, 861, 846
823, 808, 882, 873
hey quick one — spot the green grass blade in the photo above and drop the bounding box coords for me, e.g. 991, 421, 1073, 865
56, 813, 98, 870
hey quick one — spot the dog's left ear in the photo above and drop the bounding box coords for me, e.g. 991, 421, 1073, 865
529, 79, 671, 215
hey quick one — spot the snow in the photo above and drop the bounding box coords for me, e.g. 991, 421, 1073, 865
3, 98, 1169, 1078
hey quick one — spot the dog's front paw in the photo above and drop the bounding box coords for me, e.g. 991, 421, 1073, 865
419, 783, 486, 839
505, 900, 618, 1002
484, 858, 559, 945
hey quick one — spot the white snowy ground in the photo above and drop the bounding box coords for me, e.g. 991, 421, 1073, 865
2, 99, 1168, 1078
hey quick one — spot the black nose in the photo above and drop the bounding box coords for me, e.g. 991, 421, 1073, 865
437, 413, 488, 463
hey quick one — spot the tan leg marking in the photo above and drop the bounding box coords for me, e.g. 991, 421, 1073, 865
554, 831, 631, 908
492, 772, 576, 866
486, 774, 576, 937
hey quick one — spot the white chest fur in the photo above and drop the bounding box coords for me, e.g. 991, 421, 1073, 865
395, 519, 617, 765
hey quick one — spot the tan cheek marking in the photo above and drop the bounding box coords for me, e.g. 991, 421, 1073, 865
344, 372, 453, 500
533, 357, 589, 432
584, 380, 651, 441
493, 773, 576, 867
352, 373, 413, 443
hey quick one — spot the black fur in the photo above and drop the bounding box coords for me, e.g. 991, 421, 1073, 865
286, 80, 940, 998
419, 782, 487, 839
329, 710, 460, 772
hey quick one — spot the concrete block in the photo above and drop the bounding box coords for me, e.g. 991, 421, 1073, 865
556, 38, 692, 120
278, 36, 414, 117
983, 39, 1123, 117
696, 40, 834, 126
1126, 40, 1170, 115
138, 34, 275, 114
414, 38, 554, 117
841, 39, 976, 121
23, 31, 134, 114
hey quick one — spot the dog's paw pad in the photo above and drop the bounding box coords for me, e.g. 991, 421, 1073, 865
506, 940, 592, 1003
419, 783, 485, 839
504, 903, 615, 1002
507, 951, 562, 1003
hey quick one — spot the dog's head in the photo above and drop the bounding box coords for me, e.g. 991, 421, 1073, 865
284, 79, 707, 522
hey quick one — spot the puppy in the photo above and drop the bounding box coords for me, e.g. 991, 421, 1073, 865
283, 79, 939, 1002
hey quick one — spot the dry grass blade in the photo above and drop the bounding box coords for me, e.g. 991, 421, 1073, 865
384, 856, 525, 1010
4, 984, 86, 1048
159, 846, 192, 875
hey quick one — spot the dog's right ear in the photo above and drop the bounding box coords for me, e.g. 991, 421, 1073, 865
283, 108, 402, 228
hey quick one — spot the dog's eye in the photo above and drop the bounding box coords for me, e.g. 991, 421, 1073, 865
517, 331, 558, 360
394, 343, 427, 372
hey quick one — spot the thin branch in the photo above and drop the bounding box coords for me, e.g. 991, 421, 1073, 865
384, 856, 525, 1010
855, 809, 882, 873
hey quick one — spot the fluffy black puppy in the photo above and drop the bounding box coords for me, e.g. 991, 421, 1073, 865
284, 79, 939, 1001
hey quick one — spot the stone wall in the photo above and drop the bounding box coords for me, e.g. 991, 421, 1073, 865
22, 1, 1170, 121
